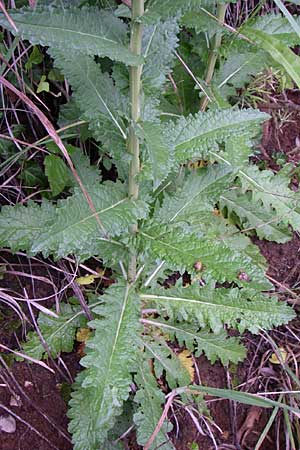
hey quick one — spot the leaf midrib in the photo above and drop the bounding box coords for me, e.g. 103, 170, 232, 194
175, 117, 261, 151
169, 170, 230, 222
45, 198, 127, 236
98, 284, 131, 415
146, 319, 242, 355
14, 19, 118, 45
140, 293, 282, 314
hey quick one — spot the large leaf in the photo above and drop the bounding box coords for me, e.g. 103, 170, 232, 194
44, 144, 101, 190
0, 183, 148, 260
240, 165, 300, 232
182, 9, 225, 37
220, 190, 292, 243
140, 285, 295, 334
244, 12, 300, 45
68, 284, 140, 450
163, 108, 269, 164
154, 164, 233, 224
96, 129, 129, 180
68, 145, 101, 186
0, 201, 56, 253
144, 319, 246, 365
112, 18, 180, 115
0, 7, 141, 65
215, 12, 300, 99
32, 183, 148, 258
214, 47, 269, 98
134, 359, 174, 450
140, 121, 174, 190
142, 18, 179, 91
140, 225, 270, 290
143, 0, 206, 24
50, 49, 128, 138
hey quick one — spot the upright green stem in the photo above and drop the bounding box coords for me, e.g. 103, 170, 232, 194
200, 3, 227, 111
128, 0, 144, 282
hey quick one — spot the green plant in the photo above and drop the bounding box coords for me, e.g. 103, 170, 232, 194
0, 2, 300, 449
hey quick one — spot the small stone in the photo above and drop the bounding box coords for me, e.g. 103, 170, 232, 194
238, 271, 251, 282
194, 261, 203, 271
24, 381, 33, 388
9, 394, 22, 407
0, 415, 16, 433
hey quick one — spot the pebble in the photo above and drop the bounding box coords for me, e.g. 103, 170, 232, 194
0, 415, 16, 433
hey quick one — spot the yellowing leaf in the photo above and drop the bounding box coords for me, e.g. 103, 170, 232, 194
269, 347, 287, 365
178, 349, 194, 382
75, 268, 105, 285
76, 274, 99, 285
76, 328, 91, 343
188, 160, 209, 169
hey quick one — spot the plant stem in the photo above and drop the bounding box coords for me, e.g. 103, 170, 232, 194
200, 3, 227, 112
128, 0, 144, 282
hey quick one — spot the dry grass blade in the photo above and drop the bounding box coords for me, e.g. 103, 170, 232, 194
0, 76, 109, 239
144, 390, 178, 450
0, 1, 18, 32
0, 343, 54, 373
58, 261, 92, 320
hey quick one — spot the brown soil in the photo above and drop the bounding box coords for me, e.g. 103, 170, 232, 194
257, 90, 300, 170
255, 233, 300, 288
0, 358, 79, 450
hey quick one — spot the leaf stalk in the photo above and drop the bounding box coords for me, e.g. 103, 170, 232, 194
128, 0, 144, 281
200, 3, 227, 111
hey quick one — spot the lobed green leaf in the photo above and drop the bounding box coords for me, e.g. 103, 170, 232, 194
221, 190, 292, 243
154, 164, 233, 224
141, 224, 270, 290
0, 183, 148, 260
163, 108, 269, 164
240, 165, 300, 232
134, 358, 174, 450
22, 303, 85, 360
69, 284, 140, 450
50, 49, 128, 139
145, 320, 246, 366
140, 285, 295, 334
0, 7, 141, 65
140, 121, 175, 190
